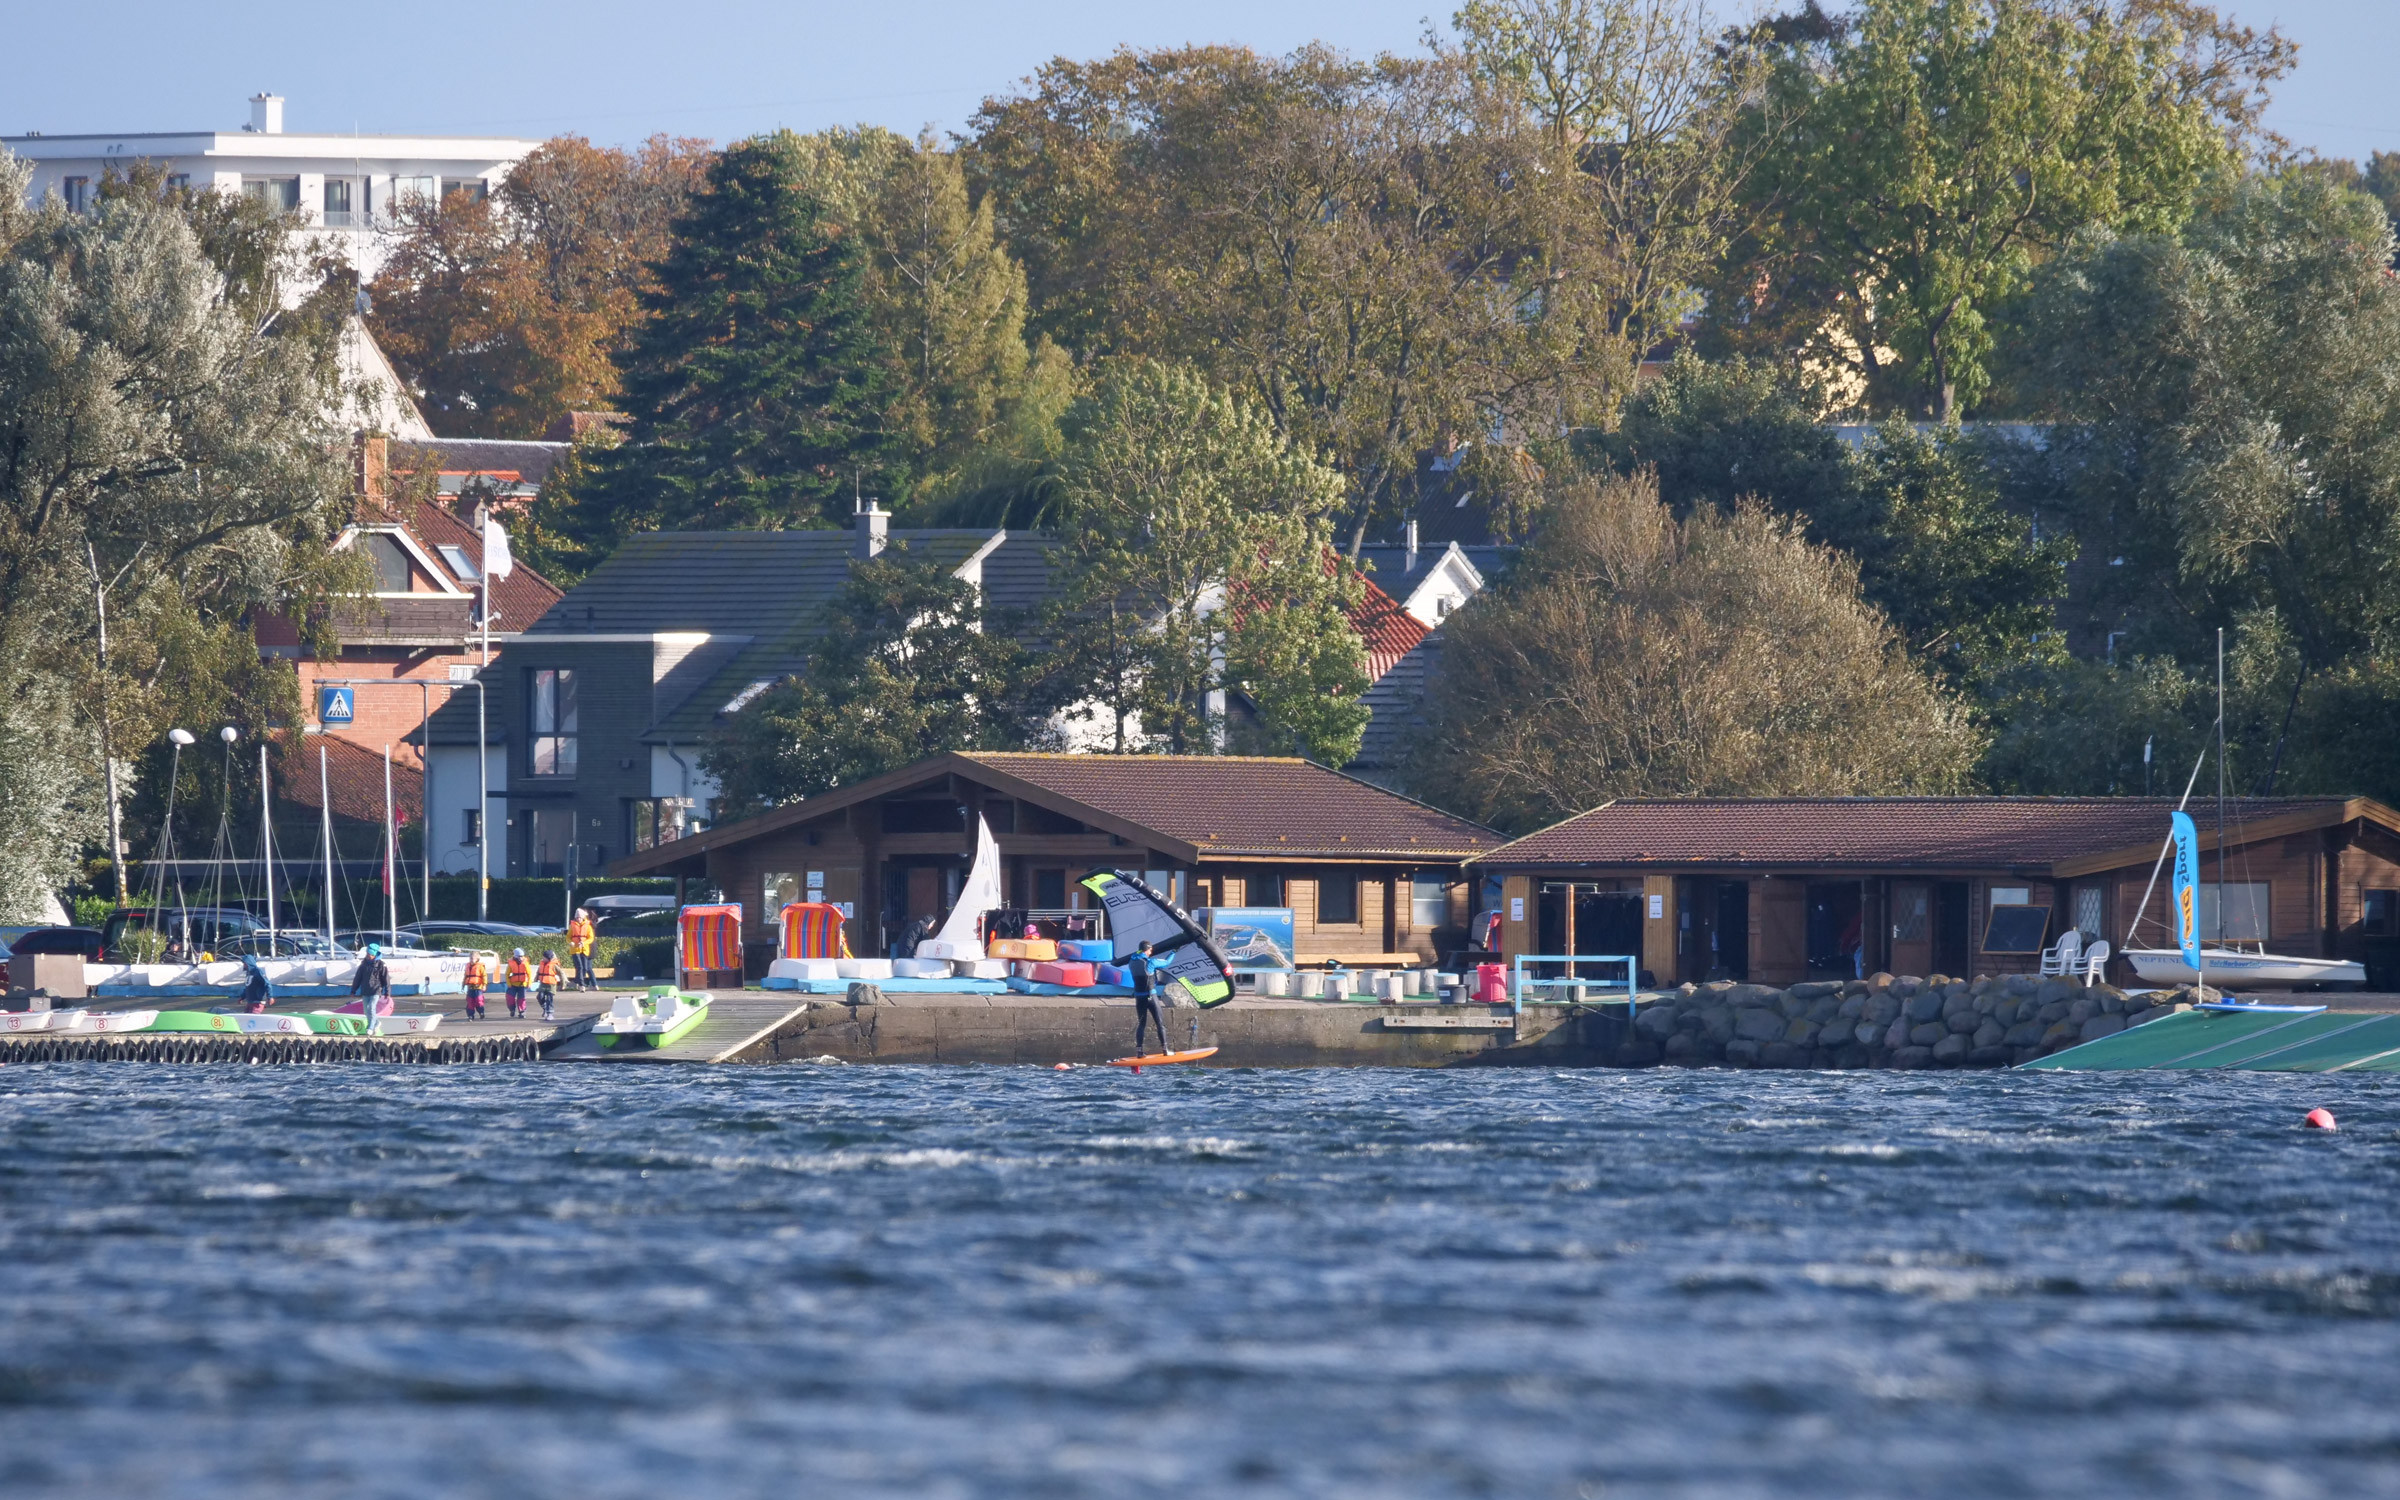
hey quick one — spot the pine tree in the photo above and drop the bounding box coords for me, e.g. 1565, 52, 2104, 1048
589, 133, 887, 535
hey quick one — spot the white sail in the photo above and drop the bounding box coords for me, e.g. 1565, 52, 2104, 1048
916, 813, 1001, 961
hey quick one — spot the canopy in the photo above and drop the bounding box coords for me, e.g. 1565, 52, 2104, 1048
1078, 870, 1234, 1007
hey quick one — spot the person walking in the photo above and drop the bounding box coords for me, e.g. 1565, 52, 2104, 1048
504, 948, 532, 1020
461, 951, 490, 1021
1128, 940, 1169, 1056
350, 943, 392, 1021
535, 950, 562, 1022
566, 908, 597, 991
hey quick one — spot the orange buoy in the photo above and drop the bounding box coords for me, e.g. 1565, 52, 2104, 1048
2305, 1107, 2337, 1131
1053, 1062, 1072, 1071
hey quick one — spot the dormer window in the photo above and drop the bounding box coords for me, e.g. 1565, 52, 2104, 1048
361, 532, 412, 592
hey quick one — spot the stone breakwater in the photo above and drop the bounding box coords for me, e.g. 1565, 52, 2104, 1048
1619, 972, 2202, 1070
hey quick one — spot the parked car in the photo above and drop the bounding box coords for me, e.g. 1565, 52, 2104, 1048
334, 930, 431, 954
5, 926, 107, 962
218, 933, 359, 959
593, 909, 675, 938
102, 906, 263, 958
400, 920, 560, 940
0, 925, 49, 960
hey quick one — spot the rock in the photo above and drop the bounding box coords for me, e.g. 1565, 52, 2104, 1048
1760, 1041, 1802, 1068
1662, 1032, 1698, 1064
1789, 980, 1844, 1001
2035, 976, 2075, 1007
1868, 994, 1903, 1024
1883, 1018, 1912, 1050
1972, 1021, 2005, 1050
2003, 1020, 2044, 1047
1635, 1006, 1680, 1039
1892, 1045, 1935, 1069
1942, 993, 1976, 1022
1734, 1007, 1786, 1043
1703, 1009, 1737, 1044
1906, 991, 1946, 1024
1777, 991, 1813, 1019
1967, 1044, 2012, 1067
2122, 1006, 2156, 1028
1724, 983, 1782, 1007
2002, 973, 2038, 997
846, 982, 884, 1006
1932, 1032, 1971, 1064
1837, 994, 1867, 1020
1910, 1022, 1948, 1047
1677, 982, 1702, 998
1806, 996, 1842, 1025
2066, 997, 2098, 1026
1892, 976, 1924, 998
1854, 1021, 1885, 1048
2098, 993, 2124, 1015
2040, 1021, 2078, 1048
2079, 1013, 2126, 1042
1785, 1019, 1820, 1045
1617, 1039, 1664, 1067
1866, 972, 1896, 989
1946, 1010, 1978, 1034
2038, 1001, 2071, 1024
1724, 1039, 1762, 1067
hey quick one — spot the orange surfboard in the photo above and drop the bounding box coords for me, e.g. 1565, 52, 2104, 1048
1107, 1046, 1219, 1072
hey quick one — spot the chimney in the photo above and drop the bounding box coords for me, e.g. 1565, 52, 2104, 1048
1404, 517, 1420, 573
249, 94, 284, 134
354, 433, 389, 507
854, 498, 888, 559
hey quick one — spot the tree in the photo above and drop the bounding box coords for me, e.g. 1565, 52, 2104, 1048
2014, 171, 2400, 794
1611, 354, 2071, 691
582, 133, 888, 538
1406, 469, 1982, 832
1044, 360, 1369, 762
700, 547, 1037, 811
0, 153, 353, 914
368, 135, 708, 436
1720, 0, 2292, 418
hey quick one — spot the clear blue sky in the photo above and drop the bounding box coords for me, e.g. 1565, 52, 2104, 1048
10, 1, 2394, 163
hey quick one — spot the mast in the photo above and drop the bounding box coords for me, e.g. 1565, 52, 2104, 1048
478, 506, 491, 923
259, 741, 275, 946
320, 743, 335, 948
384, 744, 399, 950
2210, 628, 2227, 992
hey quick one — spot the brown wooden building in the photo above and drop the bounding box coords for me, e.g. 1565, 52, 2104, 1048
608, 752, 1503, 970
1472, 796, 2400, 988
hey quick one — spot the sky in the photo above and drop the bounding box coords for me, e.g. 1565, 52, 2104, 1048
7, 1, 2395, 164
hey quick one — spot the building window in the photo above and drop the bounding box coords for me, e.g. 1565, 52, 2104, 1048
243, 177, 299, 211
461, 809, 481, 847
61, 176, 92, 213
629, 797, 691, 852
527, 806, 573, 877
1412, 876, 1449, 930
392, 176, 436, 212
442, 178, 489, 204
1988, 886, 2031, 909
2366, 889, 2398, 937
1249, 870, 1284, 908
527, 669, 578, 777
360, 531, 412, 592
1317, 872, 1360, 925
2074, 886, 2107, 939
2200, 882, 2270, 943
1033, 869, 1067, 911
164, 173, 190, 191
322, 178, 355, 227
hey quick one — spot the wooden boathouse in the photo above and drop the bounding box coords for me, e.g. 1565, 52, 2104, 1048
607, 752, 1502, 975
1472, 796, 2400, 989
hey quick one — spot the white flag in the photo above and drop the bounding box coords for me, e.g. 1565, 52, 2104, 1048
482, 512, 515, 579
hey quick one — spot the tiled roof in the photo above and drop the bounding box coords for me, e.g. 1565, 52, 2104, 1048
396, 495, 563, 633
1349, 633, 1443, 775
277, 736, 424, 827
961, 753, 1501, 860
1480, 797, 2371, 871
390, 438, 570, 494
518, 529, 997, 639
1346, 572, 1428, 682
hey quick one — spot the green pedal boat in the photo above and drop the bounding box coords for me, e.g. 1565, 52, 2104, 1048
594, 986, 710, 1049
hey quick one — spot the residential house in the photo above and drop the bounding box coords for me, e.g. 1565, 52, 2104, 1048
606, 750, 1503, 970
1471, 796, 2400, 989
5, 95, 539, 280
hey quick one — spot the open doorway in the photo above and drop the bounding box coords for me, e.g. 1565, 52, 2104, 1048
1933, 881, 1972, 976
1806, 881, 1863, 979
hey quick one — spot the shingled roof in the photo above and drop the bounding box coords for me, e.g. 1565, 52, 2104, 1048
1479, 796, 2397, 875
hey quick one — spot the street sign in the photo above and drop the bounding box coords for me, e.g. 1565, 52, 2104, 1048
318, 686, 355, 725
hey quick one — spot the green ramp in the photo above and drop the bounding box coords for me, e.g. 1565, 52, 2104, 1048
2021, 1008, 2400, 1073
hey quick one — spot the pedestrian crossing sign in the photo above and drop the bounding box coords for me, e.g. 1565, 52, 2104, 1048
319, 686, 355, 725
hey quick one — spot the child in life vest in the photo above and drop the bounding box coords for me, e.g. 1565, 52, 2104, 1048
462, 952, 490, 1020
505, 949, 532, 1019
535, 951, 561, 1021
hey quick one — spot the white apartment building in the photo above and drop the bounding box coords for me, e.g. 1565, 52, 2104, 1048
2, 94, 540, 280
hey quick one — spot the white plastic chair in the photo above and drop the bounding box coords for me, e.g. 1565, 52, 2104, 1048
2039, 929, 2082, 978
2081, 939, 2111, 986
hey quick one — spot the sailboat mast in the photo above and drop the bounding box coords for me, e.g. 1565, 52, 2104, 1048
260, 741, 275, 945
320, 744, 335, 948
384, 744, 399, 949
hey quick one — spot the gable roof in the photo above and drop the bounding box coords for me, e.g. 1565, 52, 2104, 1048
608, 750, 1500, 877
1477, 796, 2400, 875
389, 438, 571, 499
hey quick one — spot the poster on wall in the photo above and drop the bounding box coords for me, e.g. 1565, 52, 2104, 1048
1202, 907, 1296, 969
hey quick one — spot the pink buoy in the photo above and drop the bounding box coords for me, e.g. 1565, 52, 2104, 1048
2305, 1108, 2337, 1132
1053, 1062, 1072, 1071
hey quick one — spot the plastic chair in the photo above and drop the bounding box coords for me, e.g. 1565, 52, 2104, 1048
2039, 929, 2083, 978
2081, 939, 2111, 986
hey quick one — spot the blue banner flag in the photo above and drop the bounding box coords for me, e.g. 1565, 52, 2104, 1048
2170, 811, 2202, 968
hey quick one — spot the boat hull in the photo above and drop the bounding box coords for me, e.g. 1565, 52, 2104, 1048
2123, 948, 2366, 989
594, 1001, 709, 1049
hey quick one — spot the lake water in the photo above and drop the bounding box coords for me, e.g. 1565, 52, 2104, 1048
1, 1062, 2396, 1498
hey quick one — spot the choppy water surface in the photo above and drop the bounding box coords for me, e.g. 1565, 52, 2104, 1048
2, 1063, 2397, 1498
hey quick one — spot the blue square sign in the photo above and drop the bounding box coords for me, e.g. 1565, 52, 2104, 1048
318, 686, 355, 725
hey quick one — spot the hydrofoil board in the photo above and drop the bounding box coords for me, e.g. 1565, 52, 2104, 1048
1108, 1046, 1219, 1072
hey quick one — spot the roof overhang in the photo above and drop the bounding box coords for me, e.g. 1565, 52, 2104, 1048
2050, 797, 2400, 878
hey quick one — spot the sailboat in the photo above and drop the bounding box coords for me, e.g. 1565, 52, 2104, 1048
2120, 630, 2365, 992
910, 813, 1004, 964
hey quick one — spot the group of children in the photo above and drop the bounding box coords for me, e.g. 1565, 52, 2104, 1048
458, 908, 599, 1023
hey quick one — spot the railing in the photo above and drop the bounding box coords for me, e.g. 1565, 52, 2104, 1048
1511, 954, 1640, 1017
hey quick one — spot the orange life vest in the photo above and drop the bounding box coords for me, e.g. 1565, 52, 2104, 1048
505, 957, 531, 986
535, 959, 561, 986
463, 958, 488, 988
566, 918, 595, 955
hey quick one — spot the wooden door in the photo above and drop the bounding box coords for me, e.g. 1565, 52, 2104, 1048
906, 866, 943, 922
1890, 881, 1932, 979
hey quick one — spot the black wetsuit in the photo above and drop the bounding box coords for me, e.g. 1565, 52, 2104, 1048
1131, 952, 1167, 1053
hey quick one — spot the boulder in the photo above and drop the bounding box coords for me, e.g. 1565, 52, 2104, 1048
1942, 993, 1976, 1022
2079, 1013, 2126, 1043
1734, 1007, 1787, 1043
1837, 994, 1867, 1020
2040, 1021, 2078, 1048
2002, 973, 2038, 997
1702, 1009, 1737, 1044
1910, 1022, 1948, 1047
1891, 1045, 1935, 1069
1892, 976, 1924, 998
1788, 980, 1844, 1001
1967, 1044, 2012, 1067
2038, 1001, 2071, 1025
1778, 991, 1813, 1019
1662, 1032, 1699, 1064
1785, 1019, 1820, 1045
1932, 1032, 1971, 1064
1634, 1006, 1680, 1039
1866, 972, 1897, 989
1972, 1021, 2005, 1050
1948, 1010, 1980, 1035
1724, 1039, 1762, 1067
1906, 991, 1946, 1024
2066, 997, 2098, 1026
1723, 983, 1782, 1007
1806, 996, 1843, 1024
2035, 976, 2075, 1007
2002, 1020, 2045, 1048
1883, 1018, 1912, 1050
1868, 993, 1903, 1024
1854, 1021, 1885, 1048
2098, 993, 2125, 1015
1760, 1041, 1803, 1068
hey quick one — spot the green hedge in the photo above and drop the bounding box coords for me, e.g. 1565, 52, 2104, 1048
415, 930, 675, 982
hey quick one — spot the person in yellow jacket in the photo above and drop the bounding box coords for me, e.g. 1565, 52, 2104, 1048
535, 951, 562, 1022
462, 952, 490, 1021
566, 908, 597, 991
504, 949, 532, 1019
